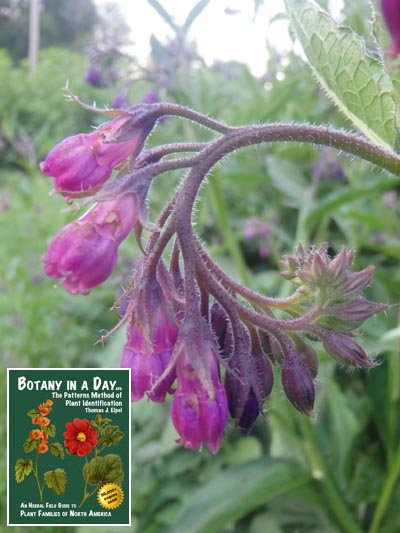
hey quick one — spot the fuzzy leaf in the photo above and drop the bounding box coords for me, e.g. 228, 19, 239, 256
15, 459, 33, 483
50, 442, 65, 460
285, 0, 398, 150
44, 468, 67, 495
83, 454, 124, 486
26, 409, 38, 419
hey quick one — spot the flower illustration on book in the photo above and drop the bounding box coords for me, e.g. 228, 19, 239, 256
64, 414, 125, 508
64, 418, 98, 457
14, 399, 66, 502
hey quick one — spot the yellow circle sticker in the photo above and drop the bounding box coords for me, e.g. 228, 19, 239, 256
97, 482, 124, 510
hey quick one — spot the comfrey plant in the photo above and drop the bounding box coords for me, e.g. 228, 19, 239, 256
39, 0, 400, 458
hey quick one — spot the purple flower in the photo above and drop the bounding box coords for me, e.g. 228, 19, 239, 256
85, 65, 105, 87
43, 193, 137, 294
142, 89, 159, 105
171, 349, 228, 453
40, 114, 153, 197
381, 0, 400, 56
112, 93, 130, 109
121, 306, 178, 402
311, 149, 345, 182
243, 217, 271, 259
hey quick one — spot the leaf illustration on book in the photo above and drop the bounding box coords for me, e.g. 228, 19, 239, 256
91, 413, 112, 429
26, 408, 38, 419
15, 459, 33, 483
44, 468, 67, 495
50, 442, 65, 459
44, 424, 56, 438
83, 454, 124, 486
23, 438, 38, 453
99, 425, 124, 448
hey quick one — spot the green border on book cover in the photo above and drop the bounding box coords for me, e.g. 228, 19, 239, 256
7, 368, 131, 526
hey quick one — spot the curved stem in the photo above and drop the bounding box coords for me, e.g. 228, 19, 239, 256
137, 142, 207, 166
168, 124, 400, 301
194, 236, 306, 309
150, 102, 236, 134
194, 245, 318, 341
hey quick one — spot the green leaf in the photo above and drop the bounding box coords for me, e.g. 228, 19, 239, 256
23, 438, 38, 453
304, 177, 398, 232
83, 454, 124, 486
15, 459, 33, 483
26, 408, 38, 419
284, 0, 398, 150
50, 442, 65, 460
44, 468, 67, 495
147, 0, 178, 32
99, 425, 124, 448
44, 424, 56, 438
91, 413, 112, 429
170, 458, 310, 533
182, 0, 210, 37
265, 155, 307, 206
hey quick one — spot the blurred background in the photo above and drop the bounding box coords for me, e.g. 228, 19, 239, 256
1, 0, 400, 531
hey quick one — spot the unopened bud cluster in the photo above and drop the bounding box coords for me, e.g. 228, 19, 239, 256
39, 95, 387, 452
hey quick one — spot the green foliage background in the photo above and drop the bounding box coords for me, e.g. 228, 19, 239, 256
2, 0, 400, 531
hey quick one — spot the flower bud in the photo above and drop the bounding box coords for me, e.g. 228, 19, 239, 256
321, 331, 376, 367
210, 301, 228, 353
336, 266, 375, 299
225, 335, 273, 434
281, 355, 315, 415
43, 193, 137, 294
236, 392, 260, 435
40, 111, 156, 196
323, 299, 387, 322
297, 343, 319, 378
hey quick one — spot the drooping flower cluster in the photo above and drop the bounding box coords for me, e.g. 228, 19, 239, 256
40, 106, 158, 295
39, 96, 388, 453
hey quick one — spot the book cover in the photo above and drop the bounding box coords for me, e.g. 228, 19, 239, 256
7, 368, 131, 526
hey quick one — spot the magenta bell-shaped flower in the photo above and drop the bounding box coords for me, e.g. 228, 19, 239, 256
43, 193, 137, 294
381, 0, 400, 57
121, 305, 178, 402
40, 113, 153, 196
171, 350, 228, 454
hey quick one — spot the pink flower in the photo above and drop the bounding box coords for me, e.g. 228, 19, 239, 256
171, 349, 228, 454
43, 193, 137, 294
381, 0, 400, 57
121, 304, 178, 402
40, 114, 152, 196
